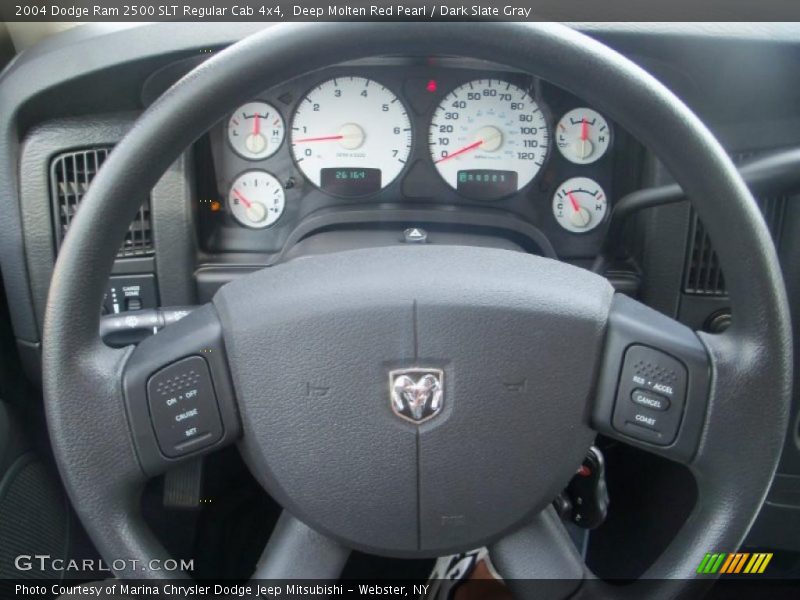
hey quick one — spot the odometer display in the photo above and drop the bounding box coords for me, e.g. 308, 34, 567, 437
291, 77, 412, 197
429, 79, 549, 199
320, 167, 382, 196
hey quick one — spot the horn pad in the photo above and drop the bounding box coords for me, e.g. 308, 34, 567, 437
214, 246, 612, 557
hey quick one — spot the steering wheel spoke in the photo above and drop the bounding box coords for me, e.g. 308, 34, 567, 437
591, 293, 712, 466
251, 511, 351, 580
490, 507, 586, 599
122, 303, 241, 476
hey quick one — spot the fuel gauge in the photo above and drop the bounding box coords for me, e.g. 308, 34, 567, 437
228, 170, 285, 229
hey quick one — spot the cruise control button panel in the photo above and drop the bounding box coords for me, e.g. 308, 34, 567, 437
612, 345, 687, 445
147, 356, 223, 458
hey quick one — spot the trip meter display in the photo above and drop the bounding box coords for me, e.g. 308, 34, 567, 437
290, 77, 412, 197
429, 78, 549, 200
455, 169, 518, 198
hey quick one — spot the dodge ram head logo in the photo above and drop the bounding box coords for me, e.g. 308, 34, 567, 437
390, 368, 444, 424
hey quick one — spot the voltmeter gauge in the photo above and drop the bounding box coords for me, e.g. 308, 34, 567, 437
228, 101, 285, 160
555, 108, 611, 164
552, 177, 608, 233
227, 170, 285, 229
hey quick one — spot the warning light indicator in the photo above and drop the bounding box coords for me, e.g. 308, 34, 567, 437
426, 80, 438, 93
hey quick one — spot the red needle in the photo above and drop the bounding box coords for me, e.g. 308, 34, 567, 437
233, 189, 252, 209
253, 113, 261, 136
435, 139, 483, 164
294, 135, 345, 143
581, 118, 589, 141
567, 191, 581, 213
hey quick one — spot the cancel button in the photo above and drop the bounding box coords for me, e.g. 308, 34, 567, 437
631, 388, 670, 411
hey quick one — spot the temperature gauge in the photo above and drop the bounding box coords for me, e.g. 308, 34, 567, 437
228, 101, 285, 160
556, 108, 611, 164
228, 170, 285, 229
552, 177, 608, 233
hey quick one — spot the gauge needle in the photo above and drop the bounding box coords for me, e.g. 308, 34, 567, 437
253, 113, 261, 136
294, 134, 345, 143
580, 118, 589, 158
567, 191, 582, 213
233, 189, 252, 209
434, 139, 483, 164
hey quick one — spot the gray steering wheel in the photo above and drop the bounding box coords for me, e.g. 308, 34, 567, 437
42, 23, 792, 599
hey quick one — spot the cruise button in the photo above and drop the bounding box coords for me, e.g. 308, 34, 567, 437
631, 388, 670, 411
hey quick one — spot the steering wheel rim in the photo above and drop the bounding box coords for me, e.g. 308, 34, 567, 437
42, 22, 791, 597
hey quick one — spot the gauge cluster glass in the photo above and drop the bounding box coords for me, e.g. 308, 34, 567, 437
428, 78, 549, 200
290, 76, 412, 197
207, 64, 619, 259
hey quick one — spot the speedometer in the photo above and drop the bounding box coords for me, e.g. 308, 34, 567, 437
291, 77, 412, 197
429, 79, 549, 200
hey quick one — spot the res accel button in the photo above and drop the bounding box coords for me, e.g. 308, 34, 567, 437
631, 388, 670, 411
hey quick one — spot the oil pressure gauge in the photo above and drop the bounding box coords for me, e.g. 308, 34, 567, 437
227, 170, 285, 229
556, 108, 611, 164
552, 177, 608, 233
228, 101, 285, 160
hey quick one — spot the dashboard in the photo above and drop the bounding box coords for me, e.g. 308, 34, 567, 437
198, 58, 641, 261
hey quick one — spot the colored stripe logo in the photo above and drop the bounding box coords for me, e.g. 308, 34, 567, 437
696, 553, 773, 574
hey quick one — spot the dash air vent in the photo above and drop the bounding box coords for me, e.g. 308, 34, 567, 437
683, 151, 787, 296
50, 147, 154, 257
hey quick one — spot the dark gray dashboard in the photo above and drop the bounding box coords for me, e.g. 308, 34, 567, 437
2, 22, 800, 346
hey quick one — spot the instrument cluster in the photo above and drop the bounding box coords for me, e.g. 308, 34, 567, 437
202, 59, 626, 258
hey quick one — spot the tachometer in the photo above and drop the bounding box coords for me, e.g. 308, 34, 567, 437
290, 77, 412, 197
429, 79, 549, 200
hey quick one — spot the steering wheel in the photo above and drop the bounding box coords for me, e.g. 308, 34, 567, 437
42, 23, 791, 599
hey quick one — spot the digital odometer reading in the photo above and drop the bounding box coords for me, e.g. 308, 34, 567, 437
320, 168, 382, 196
429, 78, 549, 200
456, 170, 518, 198
291, 76, 412, 197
